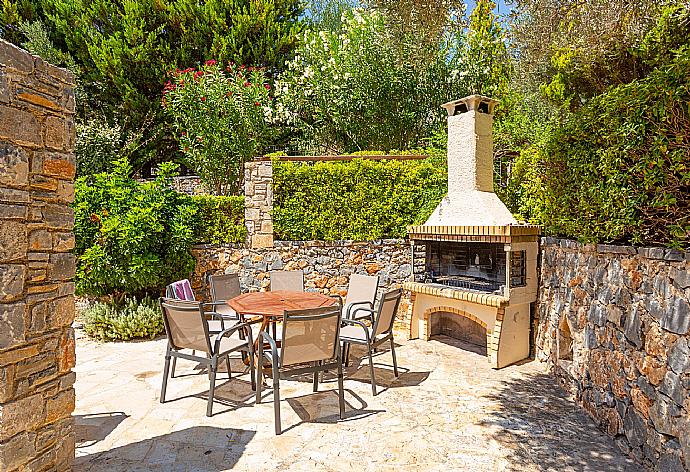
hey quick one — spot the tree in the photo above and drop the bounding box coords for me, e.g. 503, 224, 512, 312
463, 0, 511, 97
162, 61, 273, 195
276, 9, 467, 153
38, 0, 303, 169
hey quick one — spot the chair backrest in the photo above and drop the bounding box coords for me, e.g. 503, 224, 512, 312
372, 288, 403, 337
270, 270, 304, 292
159, 298, 212, 354
344, 274, 379, 308
209, 273, 241, 302
166, 279, 195, 301
280, 305, 341, 367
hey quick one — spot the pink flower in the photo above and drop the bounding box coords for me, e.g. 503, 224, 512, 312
264, 84, 270, 90
254, 101, 260, 106
205, 59, 217, 66
201, 96, 206, 102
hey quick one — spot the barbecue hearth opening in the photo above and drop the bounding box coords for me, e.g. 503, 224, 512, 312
430, 311, 488, 354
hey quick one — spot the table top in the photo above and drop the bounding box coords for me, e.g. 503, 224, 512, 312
227, 290, 336, 317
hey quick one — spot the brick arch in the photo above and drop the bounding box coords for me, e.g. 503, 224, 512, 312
422, 306, 489, 330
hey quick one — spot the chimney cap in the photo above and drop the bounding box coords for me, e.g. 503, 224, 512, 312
441, 95, 499, 116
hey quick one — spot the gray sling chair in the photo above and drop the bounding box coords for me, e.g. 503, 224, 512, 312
159, 298, 256, 417
339, 288, 402, 396
165, 279, 228, 377
268, 270, 304, 339
208, 273, 242, 321
255, 305, 345, 435
269, 270, 304, 292
335, 274, 379, 365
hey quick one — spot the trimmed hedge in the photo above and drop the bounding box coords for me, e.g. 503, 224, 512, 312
273, 151, 447, 240
512, 37, 690, 248
191, 195, 246, 244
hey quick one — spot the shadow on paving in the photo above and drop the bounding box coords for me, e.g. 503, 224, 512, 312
75, 412, 129, 448
481, 369, 643, 472
74, 426, 255, 471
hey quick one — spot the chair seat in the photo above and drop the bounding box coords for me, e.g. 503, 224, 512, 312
339, 325, 374, 343
208, 320, 225, 333
215, 304, 239, 320
215, 336, 249, 356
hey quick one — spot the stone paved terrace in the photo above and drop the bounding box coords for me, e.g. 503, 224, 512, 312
73, 329, 643, 471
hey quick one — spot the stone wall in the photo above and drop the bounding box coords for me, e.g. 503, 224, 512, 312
192, 239, 420, 332
244, 160, 273, 248
535, 238, 689, 471
0, 41, 76, 471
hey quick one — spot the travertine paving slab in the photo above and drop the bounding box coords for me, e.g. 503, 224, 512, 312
73, 331, 642, 471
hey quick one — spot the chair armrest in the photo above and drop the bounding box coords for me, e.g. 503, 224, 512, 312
204, 300, 228, 307
345, 301, 374, 319
258, 330, 279, 363
340, 318, 372, 343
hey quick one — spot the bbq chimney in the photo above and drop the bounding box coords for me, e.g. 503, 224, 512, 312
424, 95, 517, 227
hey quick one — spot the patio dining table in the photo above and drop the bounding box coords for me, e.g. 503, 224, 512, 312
227, 290, 337, 366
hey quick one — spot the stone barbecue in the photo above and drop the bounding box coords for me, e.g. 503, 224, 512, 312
405, 95, 539, 368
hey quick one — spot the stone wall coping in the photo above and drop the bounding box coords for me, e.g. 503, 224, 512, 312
540, 237, 689, 262
193, 238, 408, 250
0, 39, 75, 85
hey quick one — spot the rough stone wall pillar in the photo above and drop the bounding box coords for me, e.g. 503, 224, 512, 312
244, 159, 273, 248
0, 40, 76, 471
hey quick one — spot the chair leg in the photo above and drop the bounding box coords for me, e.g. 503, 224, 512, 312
256, 348, 263, 404
367, 344, 377, 396
273, 360, 281, 435
313, 361, 319, 392
161, 347, 171, 403
207, 357, 217, 417
337, 358, 345, 419
390, 337, 399, 377
226, 355, 232, 379
249, 350, 256, 391
170, 356, 177, 378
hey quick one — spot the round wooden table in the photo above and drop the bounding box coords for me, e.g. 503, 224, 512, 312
227, 290, 337, 367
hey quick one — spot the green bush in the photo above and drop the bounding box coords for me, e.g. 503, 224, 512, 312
273, 152, 447, 240
191, 195, 246, 244
512, 31, 690, 247
82, 296, 164, 341
74, 158, 196, 298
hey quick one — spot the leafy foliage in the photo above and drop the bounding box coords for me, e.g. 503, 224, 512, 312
75, 120, 129, 176
273, 153, 447, 240
74, 159, 196, 298
512, 8, 690, 247
37, 0, 302, 166
191, 195, 247, 244
275, 9, 467, 153
82, 296, 164, 341
163, 61, 272, 195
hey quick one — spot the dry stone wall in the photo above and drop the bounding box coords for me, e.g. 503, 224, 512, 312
535, 238, 690, 471
0, 41, 76, 471
192, 239, 422, 332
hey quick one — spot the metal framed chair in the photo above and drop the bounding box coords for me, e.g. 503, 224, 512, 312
339, 288, 402, 396
209, 273, 242, 321
269, 270, 304, 292
165, 278, 227, 375
159, 298, 256, 417
342, 274, 379, 322
255, 305, 345, 435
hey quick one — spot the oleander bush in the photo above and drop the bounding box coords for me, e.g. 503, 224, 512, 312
273, 151, 447, 240
82, 296, 164, 341
191, 195, 246, 244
